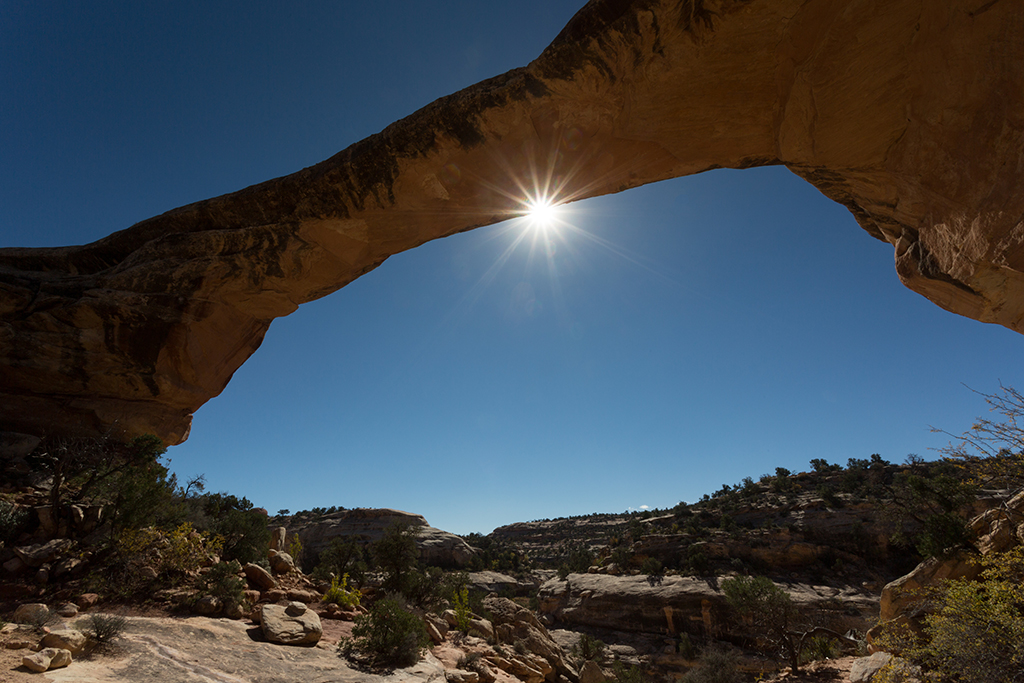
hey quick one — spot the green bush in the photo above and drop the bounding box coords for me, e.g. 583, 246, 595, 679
640, 557, 663, 575
680, 646, 742, 683
452, 584, 471, 632
371, 522, 420, 597
324, 573, 361, 608
312, 537, 367, 584
202, 560, 246, 610
611, 661, 648, 683
876, 547, 1024, 682
212, 508, 271, 565
83, 613, 128, 644
571, 633, 606, 666
0, 498, 27, 543
800, 635, 838, 664
349, 596, 428, 667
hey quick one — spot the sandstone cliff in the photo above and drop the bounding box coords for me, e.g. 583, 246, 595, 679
286, 508, 477, 569
2, 0, 1022, 442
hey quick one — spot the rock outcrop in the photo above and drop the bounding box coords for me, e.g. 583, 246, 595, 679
288, 508, 477, 568
538, 572, 877, 636
2, 0, 1022, 443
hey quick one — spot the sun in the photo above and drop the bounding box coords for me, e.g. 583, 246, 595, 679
524, 197, 562, 230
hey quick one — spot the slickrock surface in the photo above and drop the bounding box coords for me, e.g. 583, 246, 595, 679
2, 0, 1022, 443
8, 616, 445, 683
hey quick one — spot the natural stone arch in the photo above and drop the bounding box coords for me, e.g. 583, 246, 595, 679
1, 0, 1022, 444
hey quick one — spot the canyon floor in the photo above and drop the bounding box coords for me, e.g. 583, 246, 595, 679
0, 611, 862, 683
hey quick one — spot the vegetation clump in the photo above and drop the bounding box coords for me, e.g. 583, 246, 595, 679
83, 613, 128, 645
345, 595, 428, 668
323, 573, 361, 609
679, 646, 742, 683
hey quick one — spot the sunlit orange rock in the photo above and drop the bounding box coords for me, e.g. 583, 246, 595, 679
2, 0, 1022, 443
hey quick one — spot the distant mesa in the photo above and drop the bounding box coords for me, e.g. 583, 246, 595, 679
286, 508, 478, 569
2, 0, 1022, 443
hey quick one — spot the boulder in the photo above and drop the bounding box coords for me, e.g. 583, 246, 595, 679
41, 629, 87, 656
55, 603, 79, 618
12, 538, 73, 567
467, 618, 494, 641
12, 603, 49, 626
579, 661, 604, 683
286, 588, 320, 604
483, 595, 576, 680
244, 563, 277, 590
879, 550, 982, 621
77, 593, 99, 609
468, 570, 536, 596
260, 602, 322, 646
193, 595, 221, 615
3, 557, 25, 574
22, 647, 71, 673
269, 527, 287, 552
446, 670, 480, 683
268, 551, 295, 575
849, 652, 892, 682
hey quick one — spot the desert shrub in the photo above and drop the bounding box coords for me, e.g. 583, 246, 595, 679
611, 661, 648, 683
875, 547, 1024, 682
452, 584, 471, 632
557, 542, 594, 579
456, 652, 482, 669
809, 458, 841, 473
680, 646, 742, 683
722, 575, 845, 674
288, 533, 303, 565
887, 463, 976, 558
571, 633, 606, 665
371, 522, 420, 597
117, 523, 220, 575
816, 485, 842, 508
0, 498, 27, 543
202, 560, 246, 609
323, 573, 361, 608
686, 546, 709, 575
312, 537, 368, 584
640, 557, 663, 575
211, 508, 270, 564
349, 596, 428, 667
610, 545, 633, 569
677, 632, 696, 659
799, 635, 838, 664
84, 613, 128, 644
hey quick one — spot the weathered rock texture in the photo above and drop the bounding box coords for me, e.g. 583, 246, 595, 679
288, 508, 477, 568
538, 572, 877, 636
2, 0, 1022, 443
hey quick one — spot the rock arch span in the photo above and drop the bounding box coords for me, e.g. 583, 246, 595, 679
1, 0, 1022, 444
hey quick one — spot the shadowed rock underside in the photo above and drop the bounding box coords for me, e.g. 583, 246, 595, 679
2, 0, 1022, 443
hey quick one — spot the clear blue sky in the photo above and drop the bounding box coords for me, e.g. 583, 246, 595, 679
3, 2, 1022, 535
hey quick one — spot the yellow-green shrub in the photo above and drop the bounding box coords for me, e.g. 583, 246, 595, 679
323, 574, 361, 608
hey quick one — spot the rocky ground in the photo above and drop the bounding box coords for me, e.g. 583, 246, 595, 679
0, 611, 864, 683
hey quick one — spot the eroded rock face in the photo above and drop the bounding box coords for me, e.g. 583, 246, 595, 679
538, 572, 878, 635
2, 0, 1022, 443
288, 508, 477, 569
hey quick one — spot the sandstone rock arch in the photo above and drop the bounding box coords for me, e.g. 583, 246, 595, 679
2, 0, 1022, 444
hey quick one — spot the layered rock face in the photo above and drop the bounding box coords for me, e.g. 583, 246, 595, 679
537, 572, 877, 635
2, 0, 1022, 443
287, 508, 477, 568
